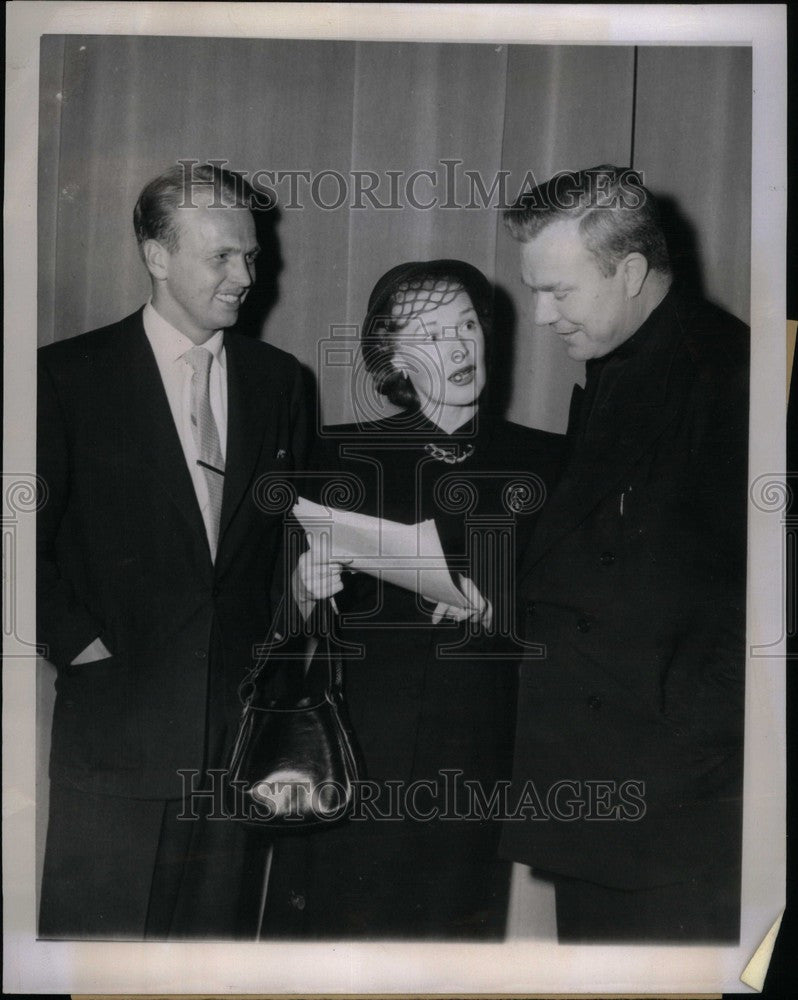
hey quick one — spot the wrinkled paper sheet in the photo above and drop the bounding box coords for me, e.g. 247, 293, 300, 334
293, 496, 473, 610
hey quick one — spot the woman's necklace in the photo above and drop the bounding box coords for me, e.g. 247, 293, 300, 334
423, 442, 475, 465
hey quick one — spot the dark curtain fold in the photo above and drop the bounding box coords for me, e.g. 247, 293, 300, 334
38, 37, 751, 431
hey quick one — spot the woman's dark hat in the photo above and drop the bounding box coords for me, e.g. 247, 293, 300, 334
363, 258, 492, 336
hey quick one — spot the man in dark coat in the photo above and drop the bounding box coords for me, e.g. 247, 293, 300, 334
500, 165, 748, 942
37, 163, 307, 939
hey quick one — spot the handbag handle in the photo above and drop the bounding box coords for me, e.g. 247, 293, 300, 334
314, 596, 344, 693
238, 597, 342, 709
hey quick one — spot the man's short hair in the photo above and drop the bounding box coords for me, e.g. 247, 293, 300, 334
133, 162, 256, 260
504, 164, 671, 277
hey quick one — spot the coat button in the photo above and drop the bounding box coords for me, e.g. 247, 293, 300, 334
526, 601, 536, 616
576, 618, 591, 633
600, 551, 615, 566
194, 649, 207, 659
289, 891, 306, 910
587, 695, 602, 710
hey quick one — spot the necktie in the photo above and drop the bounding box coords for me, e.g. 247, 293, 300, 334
186, 345, 225, 556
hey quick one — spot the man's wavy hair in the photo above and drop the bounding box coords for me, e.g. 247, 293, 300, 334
361, 264, 493, 410
504, 164, 671, 277
133, 162, 257, 261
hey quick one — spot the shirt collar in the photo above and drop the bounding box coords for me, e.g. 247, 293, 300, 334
143, 301, 226, 367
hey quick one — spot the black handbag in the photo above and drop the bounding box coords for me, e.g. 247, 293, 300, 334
227, 600, 362, 828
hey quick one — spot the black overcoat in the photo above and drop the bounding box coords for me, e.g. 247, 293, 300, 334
500, 285, 749, 893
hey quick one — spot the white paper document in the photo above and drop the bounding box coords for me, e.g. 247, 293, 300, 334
292, 496, 473, 610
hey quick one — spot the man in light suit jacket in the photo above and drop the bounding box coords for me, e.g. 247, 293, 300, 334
500, 165, 748, 942
37, 162, 307, 939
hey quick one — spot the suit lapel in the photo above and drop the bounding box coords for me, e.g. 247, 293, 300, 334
112, 316, 284, 564
116, 312, 209, 547
218, 333, 275, 550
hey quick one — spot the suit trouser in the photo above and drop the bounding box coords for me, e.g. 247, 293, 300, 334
39, 626, 271, 940
39, 779, 269, 940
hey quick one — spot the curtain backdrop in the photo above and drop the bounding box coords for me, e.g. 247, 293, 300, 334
38, 36, 751, 431
35, 36, 752, 930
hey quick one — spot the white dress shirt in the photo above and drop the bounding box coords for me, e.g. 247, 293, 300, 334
143, 301, 228, 554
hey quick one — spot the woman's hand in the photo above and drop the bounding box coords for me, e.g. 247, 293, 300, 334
431, 575, 493, 628
291, 534, 351, 618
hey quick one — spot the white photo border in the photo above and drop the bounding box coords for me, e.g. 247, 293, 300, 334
3, 2, 787, 994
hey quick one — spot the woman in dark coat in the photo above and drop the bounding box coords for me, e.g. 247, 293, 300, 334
262, 260, 562, 940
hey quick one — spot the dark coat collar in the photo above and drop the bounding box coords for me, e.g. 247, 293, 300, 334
524, 284, 693, 568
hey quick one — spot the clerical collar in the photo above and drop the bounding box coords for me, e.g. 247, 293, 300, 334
585, 283, 676, 377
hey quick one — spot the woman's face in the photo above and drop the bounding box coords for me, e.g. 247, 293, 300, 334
391, 288, 487, 419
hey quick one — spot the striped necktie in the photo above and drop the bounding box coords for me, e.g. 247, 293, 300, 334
186, 345, 225, 556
